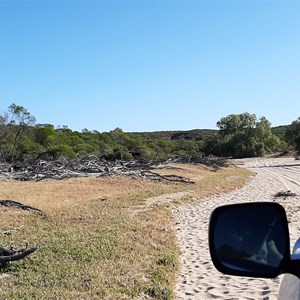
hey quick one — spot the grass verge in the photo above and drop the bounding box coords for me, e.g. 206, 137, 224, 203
0, 163, 252, 299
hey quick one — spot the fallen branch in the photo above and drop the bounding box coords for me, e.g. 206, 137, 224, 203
0, 200, 44, 213
0, 246, 14, 256
274, 190, 297, 197
3, 225, 24, 236
0, 246, 37, 266
141, 171, 194, 184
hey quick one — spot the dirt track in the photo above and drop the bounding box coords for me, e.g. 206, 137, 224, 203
242, 157, 300, 194
173, 157, 300, 300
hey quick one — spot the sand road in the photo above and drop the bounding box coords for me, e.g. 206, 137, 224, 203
173, 157, 300, 300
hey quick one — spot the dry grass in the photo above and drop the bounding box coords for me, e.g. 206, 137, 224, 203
0, 163, 252, 299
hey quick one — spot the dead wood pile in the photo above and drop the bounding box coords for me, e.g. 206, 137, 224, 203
0, 156, 227, 183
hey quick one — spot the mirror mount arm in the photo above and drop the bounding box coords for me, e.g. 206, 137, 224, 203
283, 239, 300, 279
284, 259, 300, 279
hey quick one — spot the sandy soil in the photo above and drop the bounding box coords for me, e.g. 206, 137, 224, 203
173, 157, 300, 300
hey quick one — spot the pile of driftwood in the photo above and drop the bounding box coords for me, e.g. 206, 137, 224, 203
0, 155, 227, 183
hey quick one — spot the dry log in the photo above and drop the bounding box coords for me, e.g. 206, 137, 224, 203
0, 200, 44, 213
0, 246, 37, 266
141, 171, 194, 183
0, 246, 14, 256
274, 190, 297, 197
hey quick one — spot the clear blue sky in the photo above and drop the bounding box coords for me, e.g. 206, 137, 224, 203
0, 0, 299, 132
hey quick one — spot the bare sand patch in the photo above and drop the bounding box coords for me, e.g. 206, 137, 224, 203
173, 157, 300, 300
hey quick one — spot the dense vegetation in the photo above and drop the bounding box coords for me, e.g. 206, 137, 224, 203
0, 104, 299, 163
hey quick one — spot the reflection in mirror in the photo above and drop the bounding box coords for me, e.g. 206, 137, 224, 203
212, 203, 288, 275
292, 238, 300, 260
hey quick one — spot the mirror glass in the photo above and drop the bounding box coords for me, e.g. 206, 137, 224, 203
211, 203, 289, 276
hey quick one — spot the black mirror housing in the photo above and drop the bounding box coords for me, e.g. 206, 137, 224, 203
209, 202, 291, 278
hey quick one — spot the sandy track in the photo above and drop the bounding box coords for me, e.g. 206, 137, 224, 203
173, 157, 300, 300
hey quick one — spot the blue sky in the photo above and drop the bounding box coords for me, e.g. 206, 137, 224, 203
0, 1, 299, 132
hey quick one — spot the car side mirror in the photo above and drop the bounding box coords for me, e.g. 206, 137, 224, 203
209, 202, 291, 278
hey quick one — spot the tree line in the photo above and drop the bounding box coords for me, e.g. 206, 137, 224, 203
0, 104, 299, 163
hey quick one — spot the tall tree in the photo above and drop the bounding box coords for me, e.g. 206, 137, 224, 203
285, 117, 300, 153
0, 113, 10, 161
0, 104, 36, 161
216, 113, 283, 158
217, 113, 256, 137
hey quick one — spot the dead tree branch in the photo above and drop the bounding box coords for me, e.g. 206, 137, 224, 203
0, 200, 44, 213
0, 246, 37, 266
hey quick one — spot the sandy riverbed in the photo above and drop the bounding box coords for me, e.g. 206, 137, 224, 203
173, 157, 300, 300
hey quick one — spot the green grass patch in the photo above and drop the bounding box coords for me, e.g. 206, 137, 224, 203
0, 164, 251, 299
